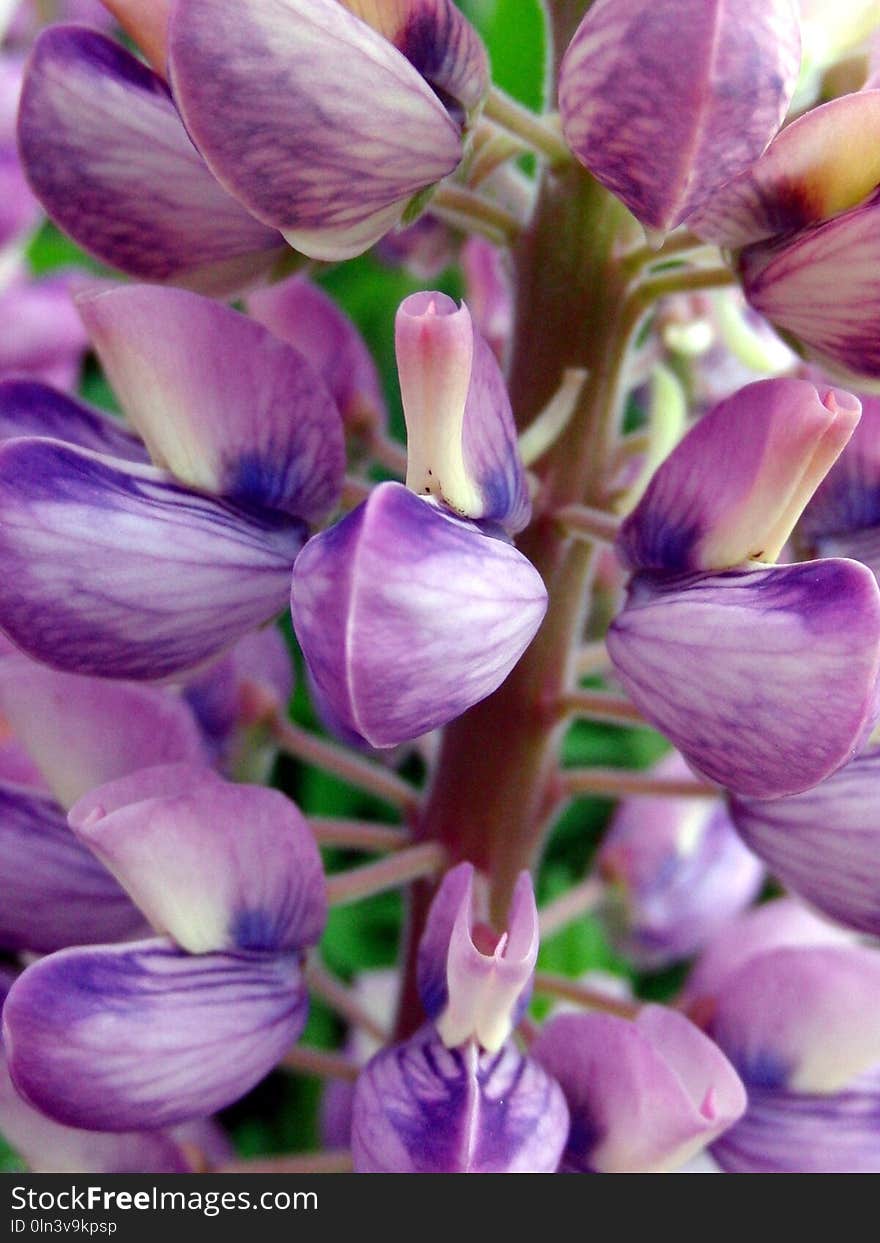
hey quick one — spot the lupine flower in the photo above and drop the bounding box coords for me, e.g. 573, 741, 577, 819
168, 0, 489, 260
608, 378, 880, 797
690, 90, 880, 376
3, 764, 326, 1129
351, 863, 569, 1173
0, 285, 344, 679
292, 292, 545, 748
598, 753, 764, 970
533, 1006, 746, 1173
558, 0, 801, 235
685, 899, 880, 1173
17, 26, 286, 295
0, 652, 206, 952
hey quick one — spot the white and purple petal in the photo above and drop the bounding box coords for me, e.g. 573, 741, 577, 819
802, 389, 880, 541
617, 379, 860, 574
0, 781, 145, 952
396, 292, 529, 533
607, 560, 880, 798
79, 285, 345, 521
291, 482, 547, 747
533, 1007, 746, 1173
168, 0, 463, 260
351, 1025, 568, 1173
0, 438, 305, 680
708, 944, 880, 1094
690, 92, 880, 250
3, 939, 307, 1131
417, 862, 538, 1053
69, 764, 326, 955
558, 0, 801, 233
17, 27, 284, 295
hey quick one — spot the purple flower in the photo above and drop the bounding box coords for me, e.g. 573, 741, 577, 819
17, 26, 285, 295
558, 0, 801, 234
690, 91, 880, 376
608, 379, 880, 797
2, 764, 327, 1130
168, 0, 489, 260
351, 866, 568, 1173
685, 900, 880, 1172
532, 1006, 746, 1173
0, 267, 90, 390
598, 753, 764, 970
0, 285, 344, 680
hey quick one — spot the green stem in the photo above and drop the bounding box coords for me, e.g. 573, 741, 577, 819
483, 85, 572, 167
431, 183, 522, 245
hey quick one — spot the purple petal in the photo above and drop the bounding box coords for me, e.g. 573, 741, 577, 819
558, 0, 801, 232
683, 897, 853, 1008
617, 379, 861, 574
708, 945, 880, 1094
730, 748, 880, 936
599, 753, 763, 970
79, 285, 345, 521
245, 275, 386, 434
802, 389, 880, 541
70, 765, 326, 954
0, 781, 145, 953
712, 1067, 880, 1174
341, 1, 489, 120
417, 863, 537, 1052
0, 275, 90, 390
533, 1007, 746, 1173
0, 1045, 194, 1173
17, 27, 283, 295
291, 482, 547, 747
3, 939, 307, 1130
0, 379, 146, 461
739, 192, 880, 377
377, 214, 458, 281
607, 560, 880, 798
396, 291, 530, 533
690, 91, 880, 250
168, 0, 463, 260
0, 437, 304, 680
0, 659, 206, 807
351, 1026, 569, 1173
